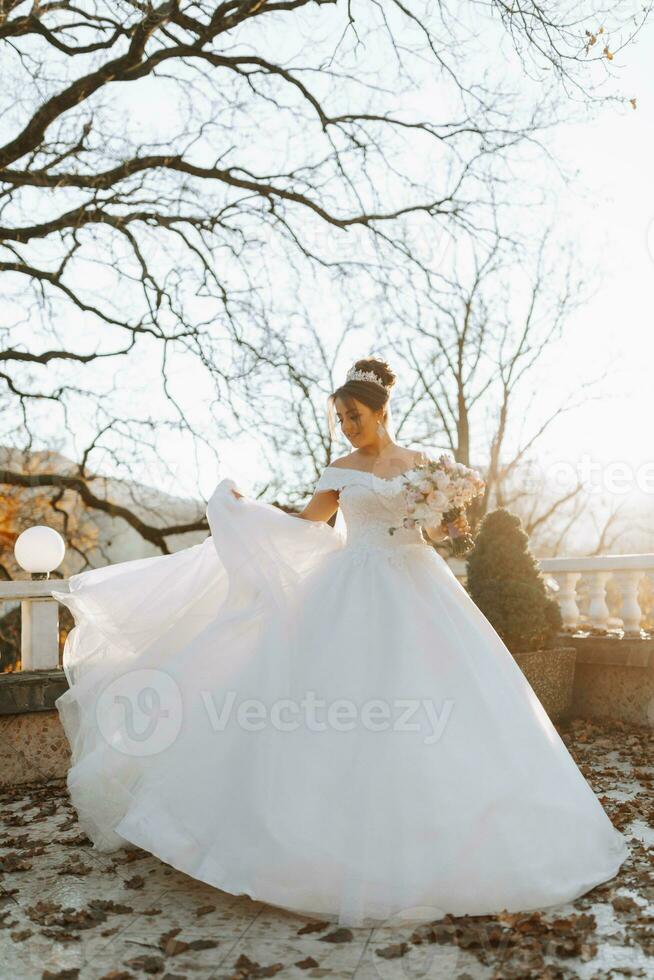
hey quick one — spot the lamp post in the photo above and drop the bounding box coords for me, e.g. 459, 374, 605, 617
14, 526, 66, 670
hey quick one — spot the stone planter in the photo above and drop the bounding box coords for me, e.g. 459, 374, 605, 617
512, 646, 577, 722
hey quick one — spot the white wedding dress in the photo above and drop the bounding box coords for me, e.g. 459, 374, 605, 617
52, 466, 628, 928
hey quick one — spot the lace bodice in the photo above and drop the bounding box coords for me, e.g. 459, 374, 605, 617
315, 465, 431, 567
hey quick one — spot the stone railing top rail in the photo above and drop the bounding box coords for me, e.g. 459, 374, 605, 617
0, 579, 70, 601
447, 554, 654, 577
539, 554, 654, 572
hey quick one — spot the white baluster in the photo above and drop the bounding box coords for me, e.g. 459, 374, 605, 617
614, 570, 644, 635
551, 571, 582, 630
21, 598, 60, 670
586, 571, 612, 632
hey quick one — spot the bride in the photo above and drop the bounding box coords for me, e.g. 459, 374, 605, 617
52, 357, 628, 929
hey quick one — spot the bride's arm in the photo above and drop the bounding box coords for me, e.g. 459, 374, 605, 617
295, 488, 339, 524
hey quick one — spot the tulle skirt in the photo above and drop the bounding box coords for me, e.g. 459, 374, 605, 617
53, 479, 629, 927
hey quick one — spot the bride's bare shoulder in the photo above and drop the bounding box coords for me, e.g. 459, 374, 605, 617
329, 453, 360, 469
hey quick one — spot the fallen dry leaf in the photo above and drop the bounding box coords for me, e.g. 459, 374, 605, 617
294, 956, 319, 969
318, 927, 353, 943
375, 941, 410, 959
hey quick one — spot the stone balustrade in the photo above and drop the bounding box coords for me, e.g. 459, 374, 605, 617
2, 556, 654, 771
448, 553, 654, 637
2, 553, 654, 678
540, 555, 654, 635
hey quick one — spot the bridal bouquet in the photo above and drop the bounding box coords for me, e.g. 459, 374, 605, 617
389, 454, 485, 556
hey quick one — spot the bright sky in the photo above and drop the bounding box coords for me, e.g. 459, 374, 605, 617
521, 26, 654, 518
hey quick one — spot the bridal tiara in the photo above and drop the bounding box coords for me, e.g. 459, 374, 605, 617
345, 367, 388, 389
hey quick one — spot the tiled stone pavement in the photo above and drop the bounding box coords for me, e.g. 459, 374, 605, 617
0, 718, 652, 980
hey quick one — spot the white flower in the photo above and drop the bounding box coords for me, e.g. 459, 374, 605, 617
434, 471, 450, 491
426, 489, 448, 510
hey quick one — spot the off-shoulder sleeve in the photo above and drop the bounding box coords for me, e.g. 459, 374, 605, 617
315, 467, 344, 493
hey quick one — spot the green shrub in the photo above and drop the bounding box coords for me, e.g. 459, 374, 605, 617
466, 508, 562, 654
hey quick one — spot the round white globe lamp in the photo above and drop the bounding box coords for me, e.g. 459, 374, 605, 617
14, 525, 65, 580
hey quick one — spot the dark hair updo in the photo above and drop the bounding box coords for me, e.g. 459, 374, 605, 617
327, 358, 397, 438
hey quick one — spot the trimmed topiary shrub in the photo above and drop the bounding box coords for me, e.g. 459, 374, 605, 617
466, 508, 562, 655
